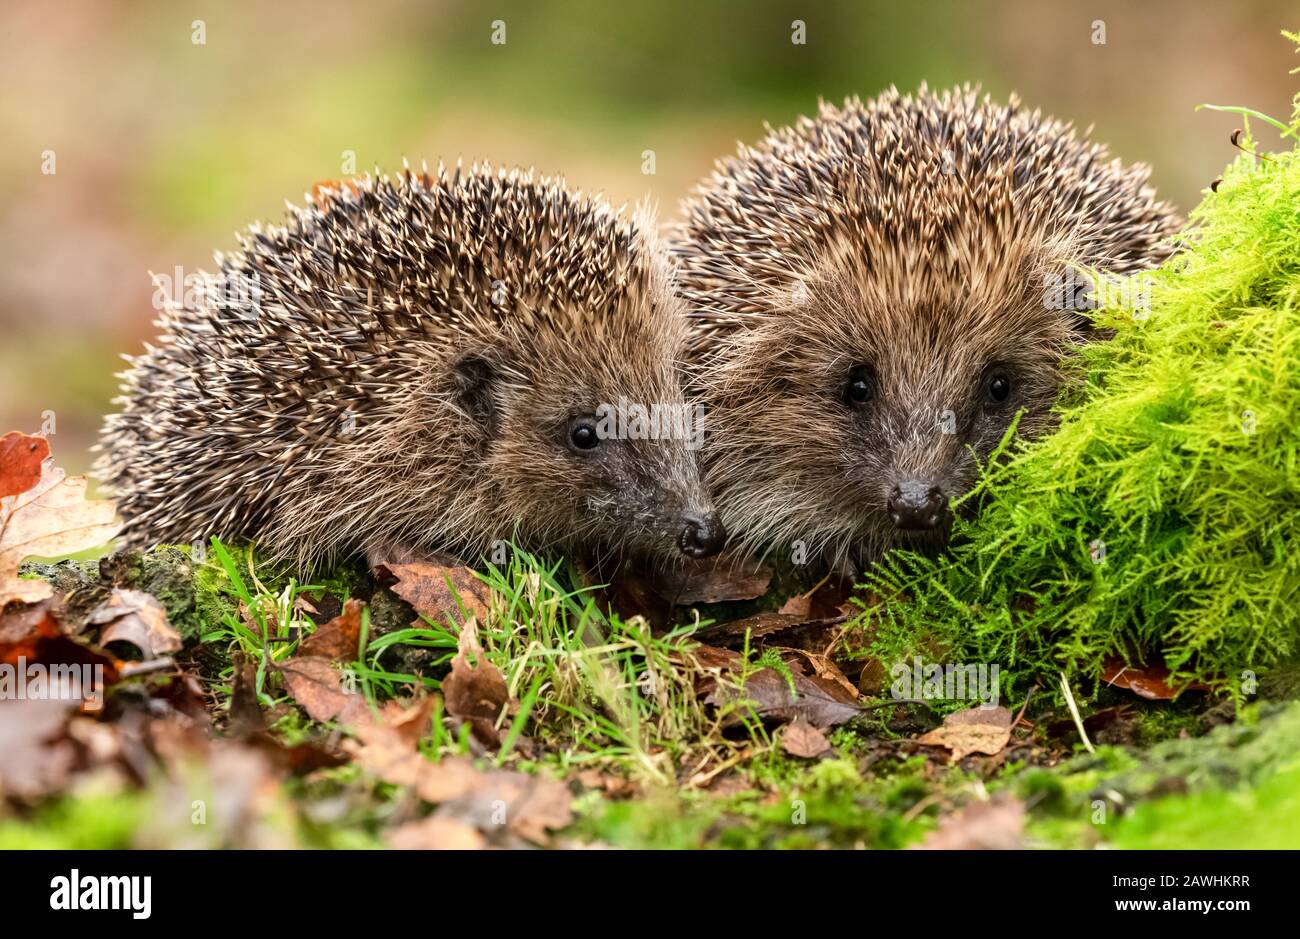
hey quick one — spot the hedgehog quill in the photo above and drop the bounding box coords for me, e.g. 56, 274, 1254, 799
97, 164, 725, 570
673, 86, 1182, 570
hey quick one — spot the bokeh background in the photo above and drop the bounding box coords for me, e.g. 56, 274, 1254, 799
2, 0, 1296, 473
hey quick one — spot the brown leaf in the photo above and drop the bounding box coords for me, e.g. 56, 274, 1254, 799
916, 705, 1014, 762
442, 650, 512, 748
0, 432, 49, 499
298, 597, 363, 663
912, 797, 1025, 850
277, 655, 367, 723
0, 452, 122, 605
0, 602, 123, 712
0, 698, 79, 798
696, 644, 862, 730
784, 649, 862, 703
88, 588, 182, 659
1101, 657, 1210, 701
782, 716, 832, 758
0, 598, 63, 651
374, 559, 491, 628
344, 696, 462, 796
342, 695, 570, 844
389, 815, 487, 850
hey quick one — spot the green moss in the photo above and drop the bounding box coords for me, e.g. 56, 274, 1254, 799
856, 45, 1300, 700
1023, 699, 1300, 847
0, 785, 145, 849
1111, 762, 1300, 848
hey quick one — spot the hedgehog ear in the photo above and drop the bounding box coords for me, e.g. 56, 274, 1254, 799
451, 354, 498, 435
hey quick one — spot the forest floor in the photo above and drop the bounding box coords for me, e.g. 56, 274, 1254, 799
4, 537, 1298, 850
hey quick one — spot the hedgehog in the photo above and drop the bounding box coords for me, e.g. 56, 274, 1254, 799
96, 163, 725, 571
671, 85, 1181, 570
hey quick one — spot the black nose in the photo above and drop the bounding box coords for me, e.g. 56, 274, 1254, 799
888, 480, 947, 531
678, 512, 726, 559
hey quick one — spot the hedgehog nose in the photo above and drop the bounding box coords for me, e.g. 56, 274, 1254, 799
888, 481, 947, 531
679, 512, 726, 559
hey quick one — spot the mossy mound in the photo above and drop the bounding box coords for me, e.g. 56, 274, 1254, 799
858, 49, 1300, 697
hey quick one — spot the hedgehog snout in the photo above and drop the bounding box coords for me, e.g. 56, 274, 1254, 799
887, 479, 948, 531
678, 511, 726, 559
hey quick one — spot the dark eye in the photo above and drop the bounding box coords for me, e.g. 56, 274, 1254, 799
845, 364, 875, 407
569, 420, 599, 451
984, 371, 1012, 407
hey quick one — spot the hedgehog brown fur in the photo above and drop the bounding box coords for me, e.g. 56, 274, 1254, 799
672, 85, 1182, 569
97, 163, 723, 570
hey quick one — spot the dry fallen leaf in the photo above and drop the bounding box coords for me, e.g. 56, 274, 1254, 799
782, 716, 832, 758
0, 600, 123, 711
0, 446, 122, 605
696, 644, 862, 730
374, 558, 492, 628
912, 797, 1025, 850
88, 588, 182, 659
388, 815, 487, 850
916, 705, 1014, 762
0, 432, 49, 499
344, 696, 481, 801
344, 697, 571, 843
441, 650, 512, 748
277, 655, 367, 723
298, 597, 363, 663
0, 698, 80, 798
1100, 657, 1210, 701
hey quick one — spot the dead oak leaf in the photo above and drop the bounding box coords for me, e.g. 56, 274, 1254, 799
374, 559, 492, 628
298, 597, 363, 663
0, 697, 79, 798
696, 644, 861, 730
1101, 657, 1210, 701
432, 769, 573, 845
343, 696, 482, 801
0, 453, 122, 605
277, 655, 367, 723
912, 797, 1025, 850
0, 432, 49, 499
782, 716, 832, 758
916, 705, 1014, 763
0, 602, 123, 711
442, 651, 513, 748
389, 815, 487, 850
88, 588, 182, 659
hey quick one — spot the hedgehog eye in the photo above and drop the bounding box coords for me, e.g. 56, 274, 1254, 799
844, 364, 875, 408
568, 419, 600, 452
983, 370, 1012, 408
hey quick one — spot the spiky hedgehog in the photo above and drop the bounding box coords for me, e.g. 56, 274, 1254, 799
97, 164, 725, 570
672, 85, 1181, 569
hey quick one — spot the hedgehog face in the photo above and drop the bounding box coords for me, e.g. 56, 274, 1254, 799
673, 87, 1181, 570
464, 326, 723, 561
699, 248, 1076, 567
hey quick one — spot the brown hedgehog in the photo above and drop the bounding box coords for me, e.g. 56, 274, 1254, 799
96, 163, 724, 570
672, 86, 1181, 569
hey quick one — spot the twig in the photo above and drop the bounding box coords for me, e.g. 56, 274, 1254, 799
1011, 681, 1039, 732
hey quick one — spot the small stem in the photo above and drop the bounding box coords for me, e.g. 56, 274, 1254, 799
1059, 672, 1094, 755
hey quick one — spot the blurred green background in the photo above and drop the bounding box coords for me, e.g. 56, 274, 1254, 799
1, 0, 1296, 473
